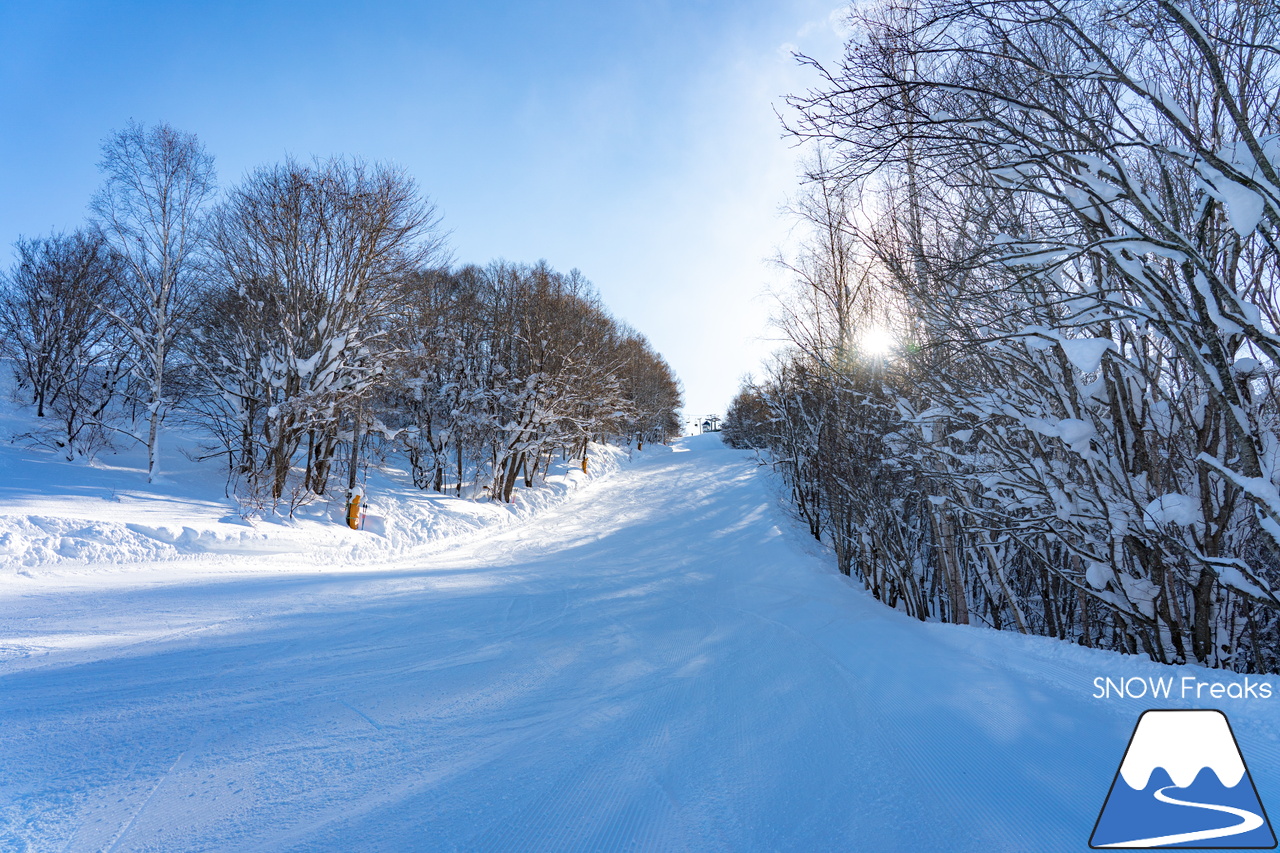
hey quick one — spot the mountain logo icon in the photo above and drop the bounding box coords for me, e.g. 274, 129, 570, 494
1091, 709, 1276, 848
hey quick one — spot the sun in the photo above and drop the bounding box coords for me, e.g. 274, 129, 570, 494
859, 324, 895, 357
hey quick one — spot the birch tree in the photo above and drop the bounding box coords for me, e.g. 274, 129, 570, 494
92, 121, 216, 482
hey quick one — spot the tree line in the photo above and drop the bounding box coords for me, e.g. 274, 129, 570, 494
727, 0, 1280, 672
1, 121, 681, 511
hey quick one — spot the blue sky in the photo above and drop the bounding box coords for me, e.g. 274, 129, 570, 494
0, 0, 848, 421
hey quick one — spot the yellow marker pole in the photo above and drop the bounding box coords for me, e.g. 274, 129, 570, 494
346, 494, 361, 530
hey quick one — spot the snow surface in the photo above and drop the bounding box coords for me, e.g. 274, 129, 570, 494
0, 406, 627, 576
2, 434, 1279, 851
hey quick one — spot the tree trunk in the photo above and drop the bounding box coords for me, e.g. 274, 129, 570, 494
1191, 568, 1216, 664
931, 510, 969, 625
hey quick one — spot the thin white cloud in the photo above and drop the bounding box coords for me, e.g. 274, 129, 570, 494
794, 4, 854, 41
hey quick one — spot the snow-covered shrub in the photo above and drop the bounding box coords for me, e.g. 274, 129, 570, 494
759, 0, 1280, 671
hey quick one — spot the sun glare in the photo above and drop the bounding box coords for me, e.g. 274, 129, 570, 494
859, 325, 895, 357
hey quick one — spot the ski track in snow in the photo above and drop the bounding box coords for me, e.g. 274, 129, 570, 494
1, 434, 1277, 851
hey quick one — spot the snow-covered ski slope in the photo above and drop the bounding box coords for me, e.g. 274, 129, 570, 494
2, 434, 1278, 851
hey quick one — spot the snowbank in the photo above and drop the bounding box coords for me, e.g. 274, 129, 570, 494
0, 396, 649, 578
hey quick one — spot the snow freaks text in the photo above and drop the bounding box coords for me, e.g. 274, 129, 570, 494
1092, 676, 1274, 701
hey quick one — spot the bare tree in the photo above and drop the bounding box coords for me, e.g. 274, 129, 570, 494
381, 261, 681, 501
755, 0, 1280, 670
199, 157, 445, 507
92, 120, 216, 482
0, 231, 128, 458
